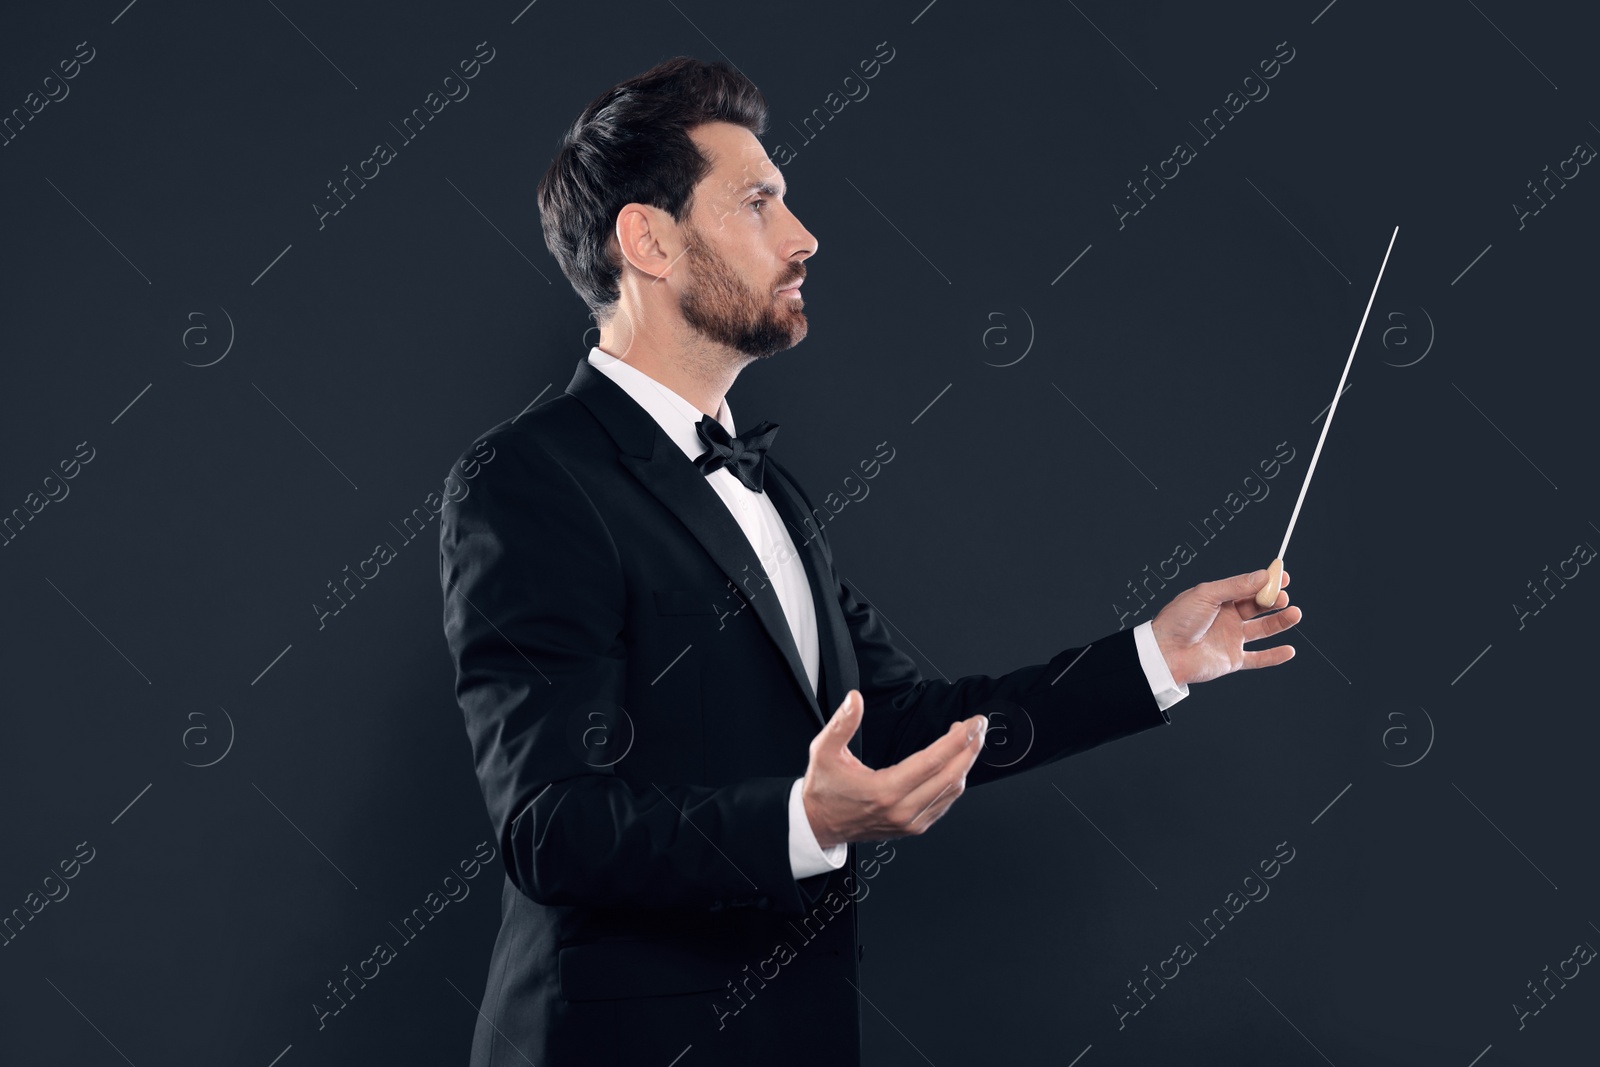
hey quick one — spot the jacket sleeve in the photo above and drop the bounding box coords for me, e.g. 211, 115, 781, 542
438, 430, 819, 914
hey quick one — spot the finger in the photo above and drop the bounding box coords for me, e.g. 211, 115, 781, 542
1234, 569, 1291, 620
1240, 644, 1295, 669
1242, 605, 1302, 642
880, 714, 986, 797
1204, 568, 1272, 606
902, 727, 983, 809
898, 736, 983, 831
1236, 587, 1288, 621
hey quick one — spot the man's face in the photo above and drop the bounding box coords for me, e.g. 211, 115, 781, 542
676, 122, 817, 361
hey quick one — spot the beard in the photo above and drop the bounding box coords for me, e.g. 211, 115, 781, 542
677, 223, 807, 361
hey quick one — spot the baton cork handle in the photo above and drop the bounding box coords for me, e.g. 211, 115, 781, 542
1255, 558, 1284, 608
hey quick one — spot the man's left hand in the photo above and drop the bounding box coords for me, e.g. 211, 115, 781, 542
1151, 568, 1302, 687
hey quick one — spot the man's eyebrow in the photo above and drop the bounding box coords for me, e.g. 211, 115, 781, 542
742, 179, 787, 198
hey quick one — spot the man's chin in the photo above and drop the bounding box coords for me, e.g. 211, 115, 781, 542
742, 319, 807, 361
772, 324, 808, 357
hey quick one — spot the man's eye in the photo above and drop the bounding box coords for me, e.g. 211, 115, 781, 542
749, 199, 766, 213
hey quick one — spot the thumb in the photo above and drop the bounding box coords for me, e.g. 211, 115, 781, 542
829, 689, 863, 742
1209, 568, 1270, 602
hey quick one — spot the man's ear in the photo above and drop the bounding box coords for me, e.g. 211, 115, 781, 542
613, 203, 679, 282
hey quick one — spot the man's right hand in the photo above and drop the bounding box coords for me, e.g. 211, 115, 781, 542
800, 689, 988, 849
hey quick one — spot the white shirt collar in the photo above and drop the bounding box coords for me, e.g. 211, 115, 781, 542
586, 346, 734, 462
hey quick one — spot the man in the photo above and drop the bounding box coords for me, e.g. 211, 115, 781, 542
438, 56, 1301, 1066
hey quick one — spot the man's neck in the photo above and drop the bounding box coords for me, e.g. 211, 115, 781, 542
595, 339, 743, 419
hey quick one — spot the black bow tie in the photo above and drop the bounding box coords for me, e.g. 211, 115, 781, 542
693, 415, 780, 494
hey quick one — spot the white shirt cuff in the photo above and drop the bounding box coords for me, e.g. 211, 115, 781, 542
788, 777, 847, 880
1133, 619, 1189, 713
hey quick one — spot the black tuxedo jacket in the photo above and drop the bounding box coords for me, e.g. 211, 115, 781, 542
437, 356, 1172, 1066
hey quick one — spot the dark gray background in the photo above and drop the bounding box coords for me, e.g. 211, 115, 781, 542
2, 1, 1594, 1064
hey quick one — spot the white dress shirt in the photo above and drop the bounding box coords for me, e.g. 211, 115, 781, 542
585, 346, 1189, 882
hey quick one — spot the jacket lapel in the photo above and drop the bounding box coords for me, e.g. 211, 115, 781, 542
762, 460, 858, 724
565, 357, 846, 731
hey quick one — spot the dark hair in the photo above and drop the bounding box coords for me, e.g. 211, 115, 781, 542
537, 57, 769, 323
